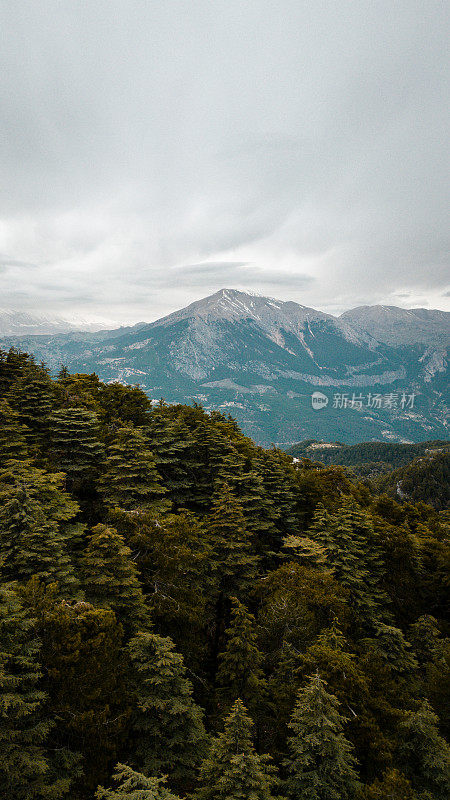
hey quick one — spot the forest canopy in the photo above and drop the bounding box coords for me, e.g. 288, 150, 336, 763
0, 347, 449, 799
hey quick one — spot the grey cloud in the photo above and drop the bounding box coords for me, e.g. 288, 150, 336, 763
0, 1, 448, 322
167, 262, 315, 290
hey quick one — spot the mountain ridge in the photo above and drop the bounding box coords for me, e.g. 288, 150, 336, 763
1, 289, 448, 445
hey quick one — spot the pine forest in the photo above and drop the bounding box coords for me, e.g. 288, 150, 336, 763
0, 346, 449, 800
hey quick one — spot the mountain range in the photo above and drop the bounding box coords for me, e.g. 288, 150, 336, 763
1, 289, 448, 446
0, 309, 109, 336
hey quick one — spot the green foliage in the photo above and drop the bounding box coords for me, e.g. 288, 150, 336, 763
96, 764, 182, 799
283, 673, 360, 800
80, 524, 150, 633
130, 511, 214, 675
205, 483, 258, 598
0, 466, 78, 592
195, 699, 278, 800
0, 399, 30, 466
379, 451, 450, 510
399, 701, 450, 800
127, 631, 207, 790
286, 438, 449, 472
49, 406, 104, 490
38, 601, 127, 796
99, 425, 169, 514
308, 499, 389, 626
215, 597, 266, 722
257, 562, 348, 657
96, 382, 151, 427
0, 355, 448, 798
360, 769, 415, 799
0, 581, 55, 799
0, 347, 30, 394
8, 363, 56, 452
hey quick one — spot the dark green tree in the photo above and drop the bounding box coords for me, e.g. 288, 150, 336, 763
282, 534, 327, 568
0, 581, 54, 799
131, 511, 214, 676
308, 500, 389, 626
49, 407, 104, 491
8, 363, 56, 452
39, 601, 127, 795
97, 381, 151, 427
127, 631, 207, 791
195, 699, 278, 800
360, 769, 415, 799
237, 468, 279, 559
96, 764, 182, 799
283, 673, 360, 800
80, 523, 150, 633
205, 483, 258, 598
0, 399, 30, 467
143, 410, 195, 507
215, 597, 266, 723
399, 700, 450, 800
0, 347, 30, 394
365, 623, 418, 675
257, 448, 298, 546
0, 473, 77, 593
99, 426, 169, 514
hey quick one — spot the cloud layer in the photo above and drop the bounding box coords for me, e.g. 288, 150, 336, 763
1, 1, 449, 322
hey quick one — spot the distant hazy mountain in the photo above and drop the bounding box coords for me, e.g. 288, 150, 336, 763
0, 309, 110, 336
1, 289, 448, 445
341, 305, 449, 347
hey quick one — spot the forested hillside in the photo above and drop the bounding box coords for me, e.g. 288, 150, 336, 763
0, 346, 449, 800
286, 439, 450, 471
378, 450, 450, 511
286, 440, 450, 509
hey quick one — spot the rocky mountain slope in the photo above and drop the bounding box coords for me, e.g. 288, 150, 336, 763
341, 305, 449, 346
1, 289, 448, 445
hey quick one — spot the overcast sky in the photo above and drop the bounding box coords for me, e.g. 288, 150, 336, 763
1, 1, 449, 324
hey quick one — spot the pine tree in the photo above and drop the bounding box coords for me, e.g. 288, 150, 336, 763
0, 347, 30, 394
365, 622, 418, 675
266, 641, 304, 757
399, 700, 450, 800
187, 420, 235, 512
205, 483, 258, 598
80, 523, 150, 633
144, 410, 195, 507
361, 769, 415, 799
0, 400, 30, 467
195, 699, 278, 800
308, 500, 389, 626
8, 363, 56, 452
99, 426, 169, 514
39, 601, 127, 795
0, 581, 60, 799
283, 673, 360, 800
135, 511, 215, 676
49, 407, 104, 490
257, 448, 298, 546
215, 597, 266, 722
0, 462, 79, 521
96, 764, 182, 799
282, 534, 327, 568
96, 381, 151, 427
127, 631, 207, 790
0, 473, 77, 593
237, 468, 279, 559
